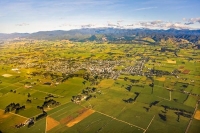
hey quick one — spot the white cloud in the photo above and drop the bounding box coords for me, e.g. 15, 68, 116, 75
183, 17, 200, 25
59, 23, 72, 27
55, 19, 198, 30
188, 18, 200, 23
15, 23, 29, 26
81, 24, 95, 28
134, 20, 191, 29
165, 22, 190, 29
107, 21, 118, 27
126, 24, 135, 26
184, 22, 194, 25
117, 20, 123, 23
150, 20, 163, 25
136, 20, 163, 28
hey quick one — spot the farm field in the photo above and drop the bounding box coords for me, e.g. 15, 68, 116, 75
0, 39, 199, 133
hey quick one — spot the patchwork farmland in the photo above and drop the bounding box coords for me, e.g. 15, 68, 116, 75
0, 39, 199, 133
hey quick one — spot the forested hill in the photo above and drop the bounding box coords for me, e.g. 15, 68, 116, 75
0, 28, 200, 43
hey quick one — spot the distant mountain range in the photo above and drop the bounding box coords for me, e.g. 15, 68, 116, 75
0, 28, 200, 43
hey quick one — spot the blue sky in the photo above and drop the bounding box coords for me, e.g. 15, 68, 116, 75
0, 0, 200, 33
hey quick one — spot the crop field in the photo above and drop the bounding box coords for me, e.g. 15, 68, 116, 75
0, 40, 199, 133
0, 110, 27, 133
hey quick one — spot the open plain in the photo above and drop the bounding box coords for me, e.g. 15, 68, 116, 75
0, 38, 199, 133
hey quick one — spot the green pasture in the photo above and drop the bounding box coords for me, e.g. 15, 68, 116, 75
48, 112, 143, 133
0, 41, 199, 133
0, 110, 27, 133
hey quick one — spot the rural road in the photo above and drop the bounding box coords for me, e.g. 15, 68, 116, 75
185, 102, 199, 133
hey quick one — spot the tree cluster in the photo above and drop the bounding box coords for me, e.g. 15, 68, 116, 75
123, 92, 140, 103
37, 106, 43, 110
151, 69, 170, 76
124, 77, 139, 84
15, 123, 25, 128
27, 121, 34, 128
123, 98, 134, 103
15, 105, 25, 114
42, 99, 60, 108
174, 111, 192, 118
35, 111, 47, 121
82, 87, 97, 95
158, 113, 167, 121
161, 105, 192, 114
4, 103, 25, 114
149, 101, 159, 108
45, 94, 57, 100
26, 99, 31, 103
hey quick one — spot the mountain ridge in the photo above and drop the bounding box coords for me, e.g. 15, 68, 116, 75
0, 28, 200, 43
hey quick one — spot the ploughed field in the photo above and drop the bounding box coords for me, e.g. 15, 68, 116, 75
0, 40, 199, 133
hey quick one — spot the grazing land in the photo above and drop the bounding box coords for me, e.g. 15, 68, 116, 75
0, 38, 199, 133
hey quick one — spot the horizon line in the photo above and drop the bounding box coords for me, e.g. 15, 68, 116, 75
0, 27, 199, 34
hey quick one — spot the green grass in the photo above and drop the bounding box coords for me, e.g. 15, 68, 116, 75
0, 41, 199, 133
147, 113, 189, 133
158, 100, 194, 113
48, 112, 143, 133
0, 110, 27, 133
171, 91, 188, 103
17, 118, 46, 133
49, 103, 83, 121
0, 93, 27, 109
184, 95, 197, 108
188, 119, 200, 133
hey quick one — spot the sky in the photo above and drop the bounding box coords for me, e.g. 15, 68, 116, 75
0, 0, 200, 33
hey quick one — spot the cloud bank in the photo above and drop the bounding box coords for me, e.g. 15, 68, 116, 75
183, 17, 200, 25
16, 23, 29, 26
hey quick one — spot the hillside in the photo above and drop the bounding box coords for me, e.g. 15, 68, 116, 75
0, 28, 200, 44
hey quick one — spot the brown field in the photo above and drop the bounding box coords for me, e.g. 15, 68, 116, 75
167, 60, 176, 64
60, 116, 74, 124
179, 66, 184, 69
194, 110, 200, 120
155, 77, 166, 81
60, 109, 88, 124
182, 69, 190, 74
66, 109, 95, 127
0, 110, 11, 118
46, 116, 60, 131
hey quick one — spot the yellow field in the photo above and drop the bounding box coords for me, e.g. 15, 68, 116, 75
155, 77, 166, 81
2, 74, 13, 77
66, 109, 95, 127
98, 79, 115, 88
167, 60, 176, 64
194, 110, 200, 120
46, 116, 60, 131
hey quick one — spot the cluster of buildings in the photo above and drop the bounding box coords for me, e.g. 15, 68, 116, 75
1, 53, 150, 80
